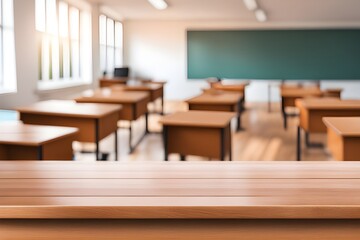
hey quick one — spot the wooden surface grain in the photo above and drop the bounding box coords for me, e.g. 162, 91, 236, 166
160, 111, 235, 128
323, 117, 360, 136
2, 161, 360, 219
186, 92, 242, 105
0, 122, 78, 146
75, 89, 150, 104
17, 100, 122, 118
296, 98, 360, 110
281, 87, 323, 98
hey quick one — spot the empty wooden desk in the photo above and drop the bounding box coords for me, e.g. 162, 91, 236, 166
0, 122, 78, 160
2, 161, 360, 239
281, 87, 323, 129
75, 89, 150, 153
99, 77, 129, 88
111, 82, 165, 115
209, 82, 249, 109
160, 111, 234, 161
17, 100, 121, 161
295, 98, 360, 161
186, 91, 243, 131
323, 117, 360, 161
281, 87, 343, 129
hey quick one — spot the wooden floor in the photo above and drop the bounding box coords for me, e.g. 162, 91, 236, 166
75, 101, 332, 162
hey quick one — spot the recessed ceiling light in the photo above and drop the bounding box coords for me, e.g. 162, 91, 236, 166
255, 9, 267, 22
148, 0, 168, 10
243, 0, 258, 11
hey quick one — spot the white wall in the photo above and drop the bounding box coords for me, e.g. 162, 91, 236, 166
123, 20, 360, 101
0, 0, 101, 109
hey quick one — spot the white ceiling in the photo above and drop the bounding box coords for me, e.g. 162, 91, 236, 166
88, 0, 360, 22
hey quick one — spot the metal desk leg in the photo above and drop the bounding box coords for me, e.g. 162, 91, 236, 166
180, 155, 186, 161
161, 95, 165, 115
268, 83, 272, 113
163, 126, 168, 161
95, 119, 100, 161
282, 97, 287, 130
145, 112, 149, 134
37, 146, 43, 160
237, 101, 242, 132
220, 128, 225, 161
229, 124, 232, 161
129, 122, 133, 154
297, 126, 301, 161
114, 129, 118, 161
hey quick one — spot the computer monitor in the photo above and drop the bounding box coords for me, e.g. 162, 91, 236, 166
114, 67, 130, 77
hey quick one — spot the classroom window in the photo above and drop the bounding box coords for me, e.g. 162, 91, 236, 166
99, 14, 123, 75
0, 0, 17, 94
36, 0, 92, 90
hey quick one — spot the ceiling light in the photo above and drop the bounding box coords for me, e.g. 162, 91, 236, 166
243, 0, 258, 11
148, 0, 168, 10
255, 9, 267, 22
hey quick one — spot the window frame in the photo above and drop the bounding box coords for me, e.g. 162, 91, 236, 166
99, 14, 123, 76
36, 0, 90, 91
0, 0, 17, 94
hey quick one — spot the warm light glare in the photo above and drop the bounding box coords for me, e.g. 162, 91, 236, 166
148, 0, 168, 10
243, 0, 257, 11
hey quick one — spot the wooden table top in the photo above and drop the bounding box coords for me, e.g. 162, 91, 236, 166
281, 87, 323, 97
0, 122, 78, 146
323, 117, 360, 136
160, 111, 235, 128
17, 100, 122, 118
110, 82, 163, 91
186, 92, 243, 105
75, 89, 150, 104
99, 77, 129, 83
212, 82, 249, 91
2, 161, 360, 219
296, 98, 360, 110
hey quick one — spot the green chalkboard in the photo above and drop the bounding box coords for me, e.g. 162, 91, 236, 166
187, 29, 360, 80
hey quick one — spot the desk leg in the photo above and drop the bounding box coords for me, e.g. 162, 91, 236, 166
229, 124, 232, 161
114, 129, 118, 161
297, 126, 301, 161
37, 146, 43, 161
129, 122, 133, 154
145, 112, 149, 134
163, 126, 168, 161
161, 95, 165, 115
268, 84, 271, 113
95, 119, 100, 161
237, 102, 242, 132
281, 97, 287, 130
220, 128, 225, 161
180, 155, 186, 161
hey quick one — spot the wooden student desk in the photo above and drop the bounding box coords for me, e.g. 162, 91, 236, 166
75, 89, 150, 154
17, 100, 121, 161
209, 82, 249, 109
2, 161, 360, 239
0, 122, 78, 160
323, 117, 360, 161
111, 82, 166, 115
280, 87, 342, 129
295, 98, 360, 161
186, 91, 243, 131
99, 77, 129, 88
160, 111, 234, 161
